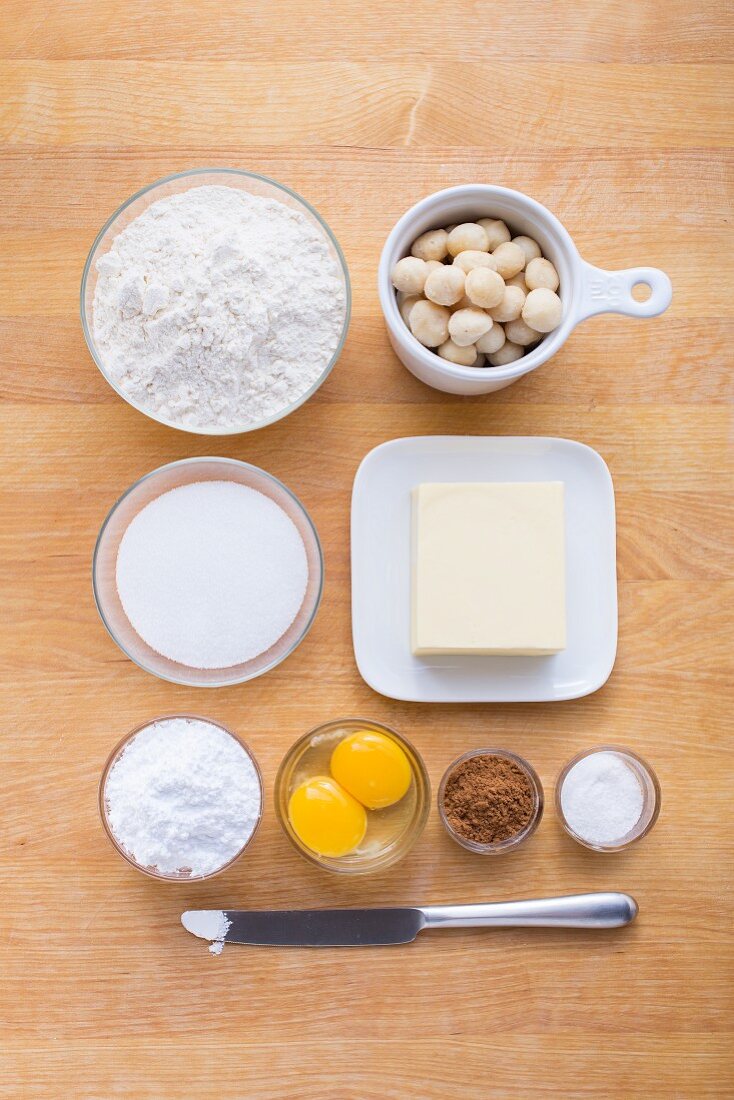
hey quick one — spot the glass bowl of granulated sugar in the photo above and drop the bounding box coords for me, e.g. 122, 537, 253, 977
92, 457, 323, 687
81, 168, 351, 435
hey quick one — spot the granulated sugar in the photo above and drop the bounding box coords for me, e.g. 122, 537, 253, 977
104, 718, 261, 877
115, 480, 308, 669
91, 184, 345, 430
560, 751, 643, 846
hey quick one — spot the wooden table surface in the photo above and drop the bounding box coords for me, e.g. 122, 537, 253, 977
1, 2, 732, 1096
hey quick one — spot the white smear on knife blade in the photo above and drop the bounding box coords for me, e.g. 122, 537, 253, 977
182, 910, 231, 955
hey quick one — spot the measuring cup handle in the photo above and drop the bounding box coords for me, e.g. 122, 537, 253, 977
578, 261, 672, 321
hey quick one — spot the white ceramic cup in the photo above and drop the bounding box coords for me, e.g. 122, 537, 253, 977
378, 185, 672, 395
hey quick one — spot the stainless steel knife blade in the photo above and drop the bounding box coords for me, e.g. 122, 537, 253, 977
223, 907, 425, 947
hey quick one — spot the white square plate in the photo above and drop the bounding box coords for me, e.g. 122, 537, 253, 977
351, 436, 617, 703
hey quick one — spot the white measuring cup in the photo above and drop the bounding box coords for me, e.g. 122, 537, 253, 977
378, 184, 672, 395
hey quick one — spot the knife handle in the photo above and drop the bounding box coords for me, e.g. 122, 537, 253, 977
421, 892, 637, 930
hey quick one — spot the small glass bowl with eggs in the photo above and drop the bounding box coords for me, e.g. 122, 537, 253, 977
391, 218, 561, 371
275, 718, 430, 874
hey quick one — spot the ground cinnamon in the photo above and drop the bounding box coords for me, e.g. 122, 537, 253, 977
442, 753, 534, 844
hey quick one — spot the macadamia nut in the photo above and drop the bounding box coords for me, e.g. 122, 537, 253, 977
438, 339, 478, 366
409, 299, 450, 347
505, 272, 529, 292
512, 236, 542, 264
522, 287, 562, 333
425, 264, 466, 306
505, 317, 541, 346
465, 267, 505, 309
391, 256, 428, 295
488, 284, 526, 323
411, 228, 449, 262
492, 241, 526, 280
448, 308, 493, 347
477, 219, 511, 250
399, 216, 561, 371
451, 294, 475, 311
476, 323, 506, 354
397, 293, 421, 325
452, 250, 498, 273
488, 341, 523, 366
525, 256, 560, 292
447, 223, 490, 256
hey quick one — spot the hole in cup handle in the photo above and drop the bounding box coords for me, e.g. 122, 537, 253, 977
578, 262, 672, 321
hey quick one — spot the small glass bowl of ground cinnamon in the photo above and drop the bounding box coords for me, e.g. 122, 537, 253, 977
438, 749, 544, 854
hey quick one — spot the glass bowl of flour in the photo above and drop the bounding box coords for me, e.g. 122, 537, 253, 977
92, 457, 324, 687
81, 168, 350, 434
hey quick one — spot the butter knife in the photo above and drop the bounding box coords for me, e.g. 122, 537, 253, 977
182, 892, 638, 948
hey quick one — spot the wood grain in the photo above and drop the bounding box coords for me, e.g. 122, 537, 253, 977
1, 0, 732, 62
2, 62, 731, 150
1, 2, 732, 1097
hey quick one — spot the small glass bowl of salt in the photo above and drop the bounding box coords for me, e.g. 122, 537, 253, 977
555, 746, 660, 853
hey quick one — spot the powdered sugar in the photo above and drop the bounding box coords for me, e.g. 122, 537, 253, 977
92, 184, 345, 430
104, 718, 262, 877
115, 480, 308, 669
181, 910, 231, 955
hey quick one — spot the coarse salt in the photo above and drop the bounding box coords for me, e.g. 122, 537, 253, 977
115, 480, 308, 669
104, 717, 261, 877
560, 751, 644, 846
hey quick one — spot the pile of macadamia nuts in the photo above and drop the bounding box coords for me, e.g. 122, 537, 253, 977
391, 219, 561, 367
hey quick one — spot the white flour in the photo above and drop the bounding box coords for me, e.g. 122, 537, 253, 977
92, 185, 345, 430
104, 717, 261, 877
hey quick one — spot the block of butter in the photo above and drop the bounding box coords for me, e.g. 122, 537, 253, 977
411, 482, 566, 656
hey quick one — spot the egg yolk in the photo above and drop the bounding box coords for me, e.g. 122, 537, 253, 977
288, 776, 367, 858
330, 730, 412, 810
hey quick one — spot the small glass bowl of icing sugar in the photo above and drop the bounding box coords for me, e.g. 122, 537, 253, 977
99, 715, 264, 881
555, 745, 660, 853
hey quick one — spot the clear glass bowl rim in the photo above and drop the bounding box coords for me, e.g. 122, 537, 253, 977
80, 166, 352, 436
98, 713, 264, 881
438, 747, 545, 854
555, 744, 661, 852
274, 717, 431, 875
91, 455, 324, 687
